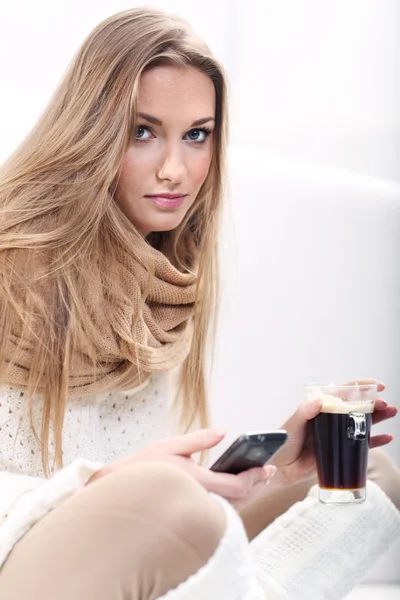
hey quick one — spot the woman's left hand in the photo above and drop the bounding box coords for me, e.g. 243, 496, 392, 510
271, 379, 398, 487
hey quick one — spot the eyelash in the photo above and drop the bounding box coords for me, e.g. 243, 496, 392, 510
134, 125, 212, 144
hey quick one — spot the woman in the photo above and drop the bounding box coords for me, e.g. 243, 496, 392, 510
0, 8, 399, 599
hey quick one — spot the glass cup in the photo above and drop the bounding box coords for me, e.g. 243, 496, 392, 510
304, 382, 377, 504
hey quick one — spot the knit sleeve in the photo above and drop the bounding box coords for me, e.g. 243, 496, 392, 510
250, 480, 400, 600
0, 459, 103, 566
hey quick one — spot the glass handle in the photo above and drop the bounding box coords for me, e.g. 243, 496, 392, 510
347, 411, 366, 440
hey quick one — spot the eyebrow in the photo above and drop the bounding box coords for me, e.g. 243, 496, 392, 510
137, 112, 215, 127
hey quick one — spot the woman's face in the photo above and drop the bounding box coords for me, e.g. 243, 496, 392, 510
114, 65, 216, 236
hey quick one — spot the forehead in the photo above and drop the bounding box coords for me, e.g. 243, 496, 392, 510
137, 65, 216, 121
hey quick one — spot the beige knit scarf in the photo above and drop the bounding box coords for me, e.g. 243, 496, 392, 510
5, 235, 196, 396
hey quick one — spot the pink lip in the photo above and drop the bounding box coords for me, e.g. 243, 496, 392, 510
145, 194, 187, 209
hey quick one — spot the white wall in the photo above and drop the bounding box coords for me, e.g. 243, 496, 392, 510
0, 0, 399, 584
226, 0, 399, 181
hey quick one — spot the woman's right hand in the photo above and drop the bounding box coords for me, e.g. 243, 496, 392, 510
87, 428, 276, 508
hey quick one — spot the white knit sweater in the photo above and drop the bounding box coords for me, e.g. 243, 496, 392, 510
0, 376, 399, 599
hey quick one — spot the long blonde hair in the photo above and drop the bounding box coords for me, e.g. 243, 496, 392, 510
0, 8, 228, 474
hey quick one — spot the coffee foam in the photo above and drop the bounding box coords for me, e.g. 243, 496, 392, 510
307, 389, 375, 414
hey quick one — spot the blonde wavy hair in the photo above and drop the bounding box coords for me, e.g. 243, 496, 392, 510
0, 8, 228, 474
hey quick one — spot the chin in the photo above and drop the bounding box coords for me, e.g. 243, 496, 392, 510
139, 211, 187, 234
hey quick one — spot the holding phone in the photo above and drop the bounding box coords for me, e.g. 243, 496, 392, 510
210, 430, 288, 475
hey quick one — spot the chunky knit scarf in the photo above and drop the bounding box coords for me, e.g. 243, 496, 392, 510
4, 235, 196, 396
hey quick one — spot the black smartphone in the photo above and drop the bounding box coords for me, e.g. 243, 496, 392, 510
209, 430, 288, 475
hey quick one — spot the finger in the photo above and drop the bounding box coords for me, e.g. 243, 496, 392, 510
370, 434, 394, 449
158, 428, 226, 456
237, 465, 276, 495
372, 405, 398, 425
342, 379, 385, 392
374, 398, 388, 410
228, 477, 274, 508
276, 402, 321, 468
197, 465, 271, 499
283, 399, 322, 431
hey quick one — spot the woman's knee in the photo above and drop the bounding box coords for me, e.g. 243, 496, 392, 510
87, 461, 227, 559
120, 462, 225, 548
89, 462, 228, 596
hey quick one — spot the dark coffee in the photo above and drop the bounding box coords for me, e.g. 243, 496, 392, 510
313, 411, 372, 490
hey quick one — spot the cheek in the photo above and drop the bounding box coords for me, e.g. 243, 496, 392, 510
116, 155, 153, 212
118, 154, 133, 188
190, 151, 213, 188
119, 147, 158, 184
115, 154, 140, 214
119, 153, 143, 190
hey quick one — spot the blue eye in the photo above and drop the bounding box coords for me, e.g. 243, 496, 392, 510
135, 126, 152, 141
185, 128, 212, 143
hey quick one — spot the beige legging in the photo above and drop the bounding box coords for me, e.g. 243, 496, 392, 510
1, 449, 399, 599
0, 463, 227, 600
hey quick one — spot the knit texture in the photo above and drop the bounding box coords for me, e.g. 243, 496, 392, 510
3, 236, 195, 396
251, 481, 400, 600
0, 374, 170, 478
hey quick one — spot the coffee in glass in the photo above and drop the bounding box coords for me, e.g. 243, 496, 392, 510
304, 382, 377, 504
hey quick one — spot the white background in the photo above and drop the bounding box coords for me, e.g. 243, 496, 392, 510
0, 0, 399, 588
1, 0, 398, 180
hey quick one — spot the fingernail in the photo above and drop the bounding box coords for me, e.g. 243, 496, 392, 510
306, 398, 322, 407
212, 428, 226, 437
307, 399, 322, 412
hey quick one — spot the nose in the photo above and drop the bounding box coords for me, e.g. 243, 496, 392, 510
156, 143, 187, 184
